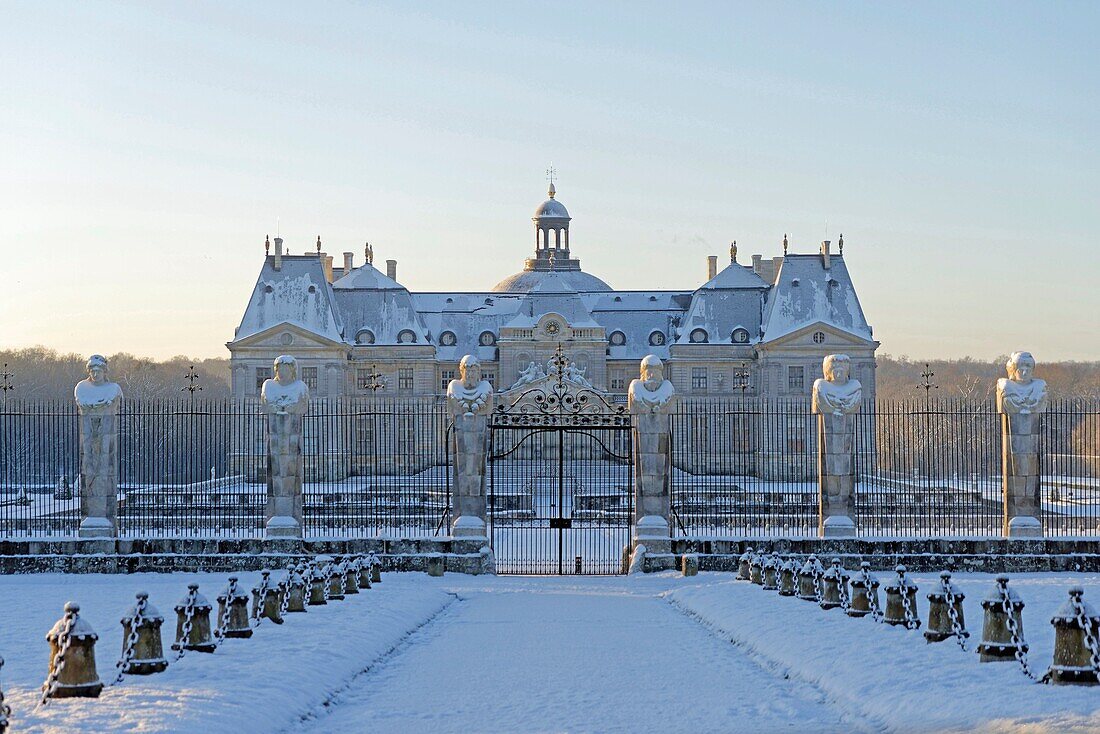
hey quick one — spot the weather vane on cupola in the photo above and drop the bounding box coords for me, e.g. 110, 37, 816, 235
546, 164, 557, 197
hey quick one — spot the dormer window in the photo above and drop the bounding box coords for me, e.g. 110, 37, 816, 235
479, 331, 497, 347
355, 329, 375, 345
307, 285, 317, 294
689, 328, 709, 343
732, 328, 750, 344
609, 330, 626, 346
397, 329, 417, 344
440, 331, 457, 346
648, 331, 666, 347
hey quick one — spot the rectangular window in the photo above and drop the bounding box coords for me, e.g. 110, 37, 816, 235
440, 369, 456, 391
301, 367, 318, 391
255, 367, 272, 393
732, 368, 751, 392
356, 368, 373, 391
788, 366, 805, 392
484, 371, 496, 389
398, 368, 414, 393
610, 369, 626, 392
691, 367, 708, 392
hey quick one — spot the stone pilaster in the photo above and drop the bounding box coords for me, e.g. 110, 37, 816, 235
451, 411, 489, 538
265, 411, 305, 538
77, 405, 119, 538
633, 411, 672, 552
1000, 411, 1043, 538
817, 412, 857, 537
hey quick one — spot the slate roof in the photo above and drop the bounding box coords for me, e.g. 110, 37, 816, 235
761, 254, 873, 343
234, 256, 344, 343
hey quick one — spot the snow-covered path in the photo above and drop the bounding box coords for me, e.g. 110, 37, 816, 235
300, 577, 866, 734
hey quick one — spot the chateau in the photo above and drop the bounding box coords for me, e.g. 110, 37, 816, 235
227, 184, 879, 400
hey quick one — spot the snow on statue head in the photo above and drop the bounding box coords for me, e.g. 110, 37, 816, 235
448, 354, 493, 418
997, 351, 1047, 415
628, 354, 675, 414
812, 354, 862, 416
261, 354, 309, 415
74, 354, 123, 412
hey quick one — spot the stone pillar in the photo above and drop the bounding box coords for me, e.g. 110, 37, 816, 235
261, 355, 310, 538
996, 351, 1048, 538
74, 355, 123, 538
447, 355, 494, 538
812, 354, 862, 537
629, 355, 677, 553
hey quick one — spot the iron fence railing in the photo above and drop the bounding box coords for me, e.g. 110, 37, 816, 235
0, 400, 80, 537
1041, 399, 1100, 536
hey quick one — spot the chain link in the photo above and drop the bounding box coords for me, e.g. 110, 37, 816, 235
214, 578, 238, 646
278, 566, 295, 617
861, 566, 883, 622
999, 581, 1041, 682
1070, 591, 1100, 676
837, 566, 851, 613
940, 575, 969, 651
897, 569, 920, 630
0, 655, 12, 730
113, 596, 147, 685
175, 588, 197, 661
252, 573, 270, 628
39, 609, 75, 706
809, 557, 824, 601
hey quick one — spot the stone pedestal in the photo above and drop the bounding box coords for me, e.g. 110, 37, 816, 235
265, 411, 305, 538
817, 413, 857, 537
451, 412, 489, 538
633, 412, 672, 552
1001, 412, 1043, 538
77, 406, 120, 539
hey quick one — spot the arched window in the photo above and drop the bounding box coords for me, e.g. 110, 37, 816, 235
479, 331, 497, 347
689, 328, 709, 344
609, 330, 626, 346
397, 329, 417, 344
355, 329, 375, 345
439, 331, 457, 346
731, 328, 750, 344
648, 331, 666, 347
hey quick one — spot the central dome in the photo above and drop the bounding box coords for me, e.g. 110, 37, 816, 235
534, 198, 570, 219
491, 269, 613, 293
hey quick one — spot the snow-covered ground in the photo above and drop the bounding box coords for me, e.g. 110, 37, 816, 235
2, 570, 1099, 733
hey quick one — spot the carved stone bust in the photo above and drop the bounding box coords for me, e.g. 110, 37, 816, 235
74, 354, 123, 413
447, 354, 494, 417
996, 351, 1048, 415
628, 355, 676, 415
260, 355, 310, 415
812, 354, 862, 416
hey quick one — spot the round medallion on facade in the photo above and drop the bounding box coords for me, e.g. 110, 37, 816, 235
545, 321, 561, 335
280, 332, 294, 346
813, 331, 826, 344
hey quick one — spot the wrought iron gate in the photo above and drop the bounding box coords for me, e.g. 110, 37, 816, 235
488, 350, 633, 575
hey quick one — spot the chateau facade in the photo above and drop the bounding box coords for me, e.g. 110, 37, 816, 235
227, 185, 879, 401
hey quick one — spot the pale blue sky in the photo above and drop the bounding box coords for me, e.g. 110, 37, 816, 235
2, 1, 1097, 360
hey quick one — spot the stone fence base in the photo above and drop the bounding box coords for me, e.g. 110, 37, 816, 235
641, 538, 1100, 574
0, 538, 494, 575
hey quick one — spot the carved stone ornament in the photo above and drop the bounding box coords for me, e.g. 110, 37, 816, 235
74, 355, 123, 413
628, 355, 676, 415
447, 355, 494, 418
996, 351, 1048, 415
812, 354, 862, 416
261, 355, 310, 415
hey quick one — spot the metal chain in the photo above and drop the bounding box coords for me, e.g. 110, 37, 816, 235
1070, 592, 1100, 676
999, 582, 1040, 681
113, 596, 147, 685
252, 573, 270, 627
175, 588, 197, 661
861, 567, 883, 622
941, 576, 969, 651
898, 570, 920, 630
810, 558, 824, 601
320, 562, 331, 601
214, 579, 237, 645
278, 566, 294, 617
39, 609, 75, 706
837, 567, 851, 613
0, 655, 12, 730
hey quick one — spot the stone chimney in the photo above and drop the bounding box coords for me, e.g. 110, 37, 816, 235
386, 259, 397, 281
322, 255, 334, 283
343, 252, 354, 279
820, 240, 831, 270
751, 254, 762, 275
273, 237, 283, 271
707, 255, 718, 281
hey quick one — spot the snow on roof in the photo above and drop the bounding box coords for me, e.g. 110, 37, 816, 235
676, 286, 765, 346
761, 255, 873, 343
335, 287, 430, 346
332, 262, 403, 290
700, 261, 769, 290
491, 268, 614, 293
234, 256, 344, 343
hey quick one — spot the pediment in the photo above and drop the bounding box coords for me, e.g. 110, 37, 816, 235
229, 322, 346, 351
759, 321, 876, 350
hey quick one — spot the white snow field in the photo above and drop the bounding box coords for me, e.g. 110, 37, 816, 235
2, 571, 1100, 733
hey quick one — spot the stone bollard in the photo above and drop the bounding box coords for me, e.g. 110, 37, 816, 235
173, 585, 216, 653
370, 553, 382, 583
681, 553, 699, 577
356, 555, 372, 589
1047, 587, 1100, 685
252, 571, 284, 625
847, 562, 880, 618
819, 559, 849, 611
737, 547, 755, 581
427, 555, 445, 577
883, 565, 921, 628
977, 576, 1027, 662
282, 565, 308, 613
217, 577, 253, 639
43, 602, 103, 699
761, 555, 779, 591
307, 562, 328, 606
119, 591, 168, 675
343, 557, 361, 595
326, 560, 347, 600
797, 556, 821, 601
749, 552, 765, 585
778, 560, 797, 596
925, 572, 968, 644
